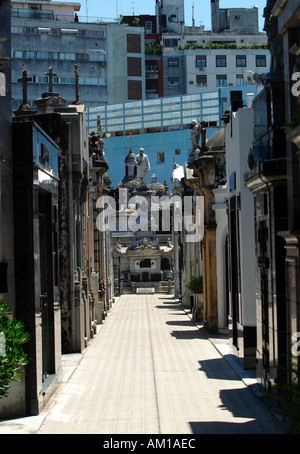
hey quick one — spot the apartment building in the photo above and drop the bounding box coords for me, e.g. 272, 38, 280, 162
11, 0, 145, 108
163, 45, 270, 97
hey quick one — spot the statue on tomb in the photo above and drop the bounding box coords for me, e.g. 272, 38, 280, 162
136, 148, 150, 186
89, 114, 106, 159
200, 120, 207, 152
97, 114, 105, 157
190, 120, 201, 151
116, 239, 122, 252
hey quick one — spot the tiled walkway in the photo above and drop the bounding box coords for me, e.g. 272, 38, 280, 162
36, 294, 283, 434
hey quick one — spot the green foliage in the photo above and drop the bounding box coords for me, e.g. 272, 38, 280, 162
0, 299, 29, 399
145, 43, 162, 55
132, 17, 140, 27
177, 42, 267, 51
281, 112, 300, 133
187, 276, 203, 294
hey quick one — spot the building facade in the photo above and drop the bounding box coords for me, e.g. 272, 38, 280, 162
276, 0, 300, 386
163, 46, 270, 98
248, 0, 300, 388
244, 0, 289, 389
0, 64, 113, 417
225, 105, 257, 370
210, 0, 259, 34
156, 0, 185, 35
11, 0, 145, 108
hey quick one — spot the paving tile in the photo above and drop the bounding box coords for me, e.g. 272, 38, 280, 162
12, 294, 284, 434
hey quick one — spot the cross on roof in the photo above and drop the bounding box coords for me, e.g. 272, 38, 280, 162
45, 67, 57, 93
129, 133, 134, 151
17, 70, 32, 105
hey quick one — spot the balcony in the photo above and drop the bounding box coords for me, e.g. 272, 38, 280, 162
11, 8, 54, 20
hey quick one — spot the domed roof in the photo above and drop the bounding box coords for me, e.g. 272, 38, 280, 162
125, 150, 137, 163
206, 128, 225, 149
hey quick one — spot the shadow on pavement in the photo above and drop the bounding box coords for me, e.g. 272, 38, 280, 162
189, 418, 283, 434
198, 357, 241, 381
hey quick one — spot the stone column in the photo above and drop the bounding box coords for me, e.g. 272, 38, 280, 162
202, 227, 218, 333
192, 155, 219, 333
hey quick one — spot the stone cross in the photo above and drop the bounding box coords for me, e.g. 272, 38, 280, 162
18, 70, 32, 105
129, 133, 134, 150
45, 67, 57, 93
75, 64, 80, 103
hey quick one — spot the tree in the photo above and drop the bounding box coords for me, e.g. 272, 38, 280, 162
0, 299, 29, 399
187, 276, 203, 294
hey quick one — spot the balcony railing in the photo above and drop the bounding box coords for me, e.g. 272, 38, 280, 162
11, 8, 54, 20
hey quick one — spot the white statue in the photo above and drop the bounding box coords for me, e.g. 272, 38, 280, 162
136, 148, 150, 185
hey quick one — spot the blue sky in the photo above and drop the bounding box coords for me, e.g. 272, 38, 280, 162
74, 0, 267, 31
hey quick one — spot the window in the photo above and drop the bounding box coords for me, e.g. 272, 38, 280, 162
79, 78, 106, 85
157, 152, 165, 163
37, 27, 51, 33
236, 55, 246, 67
164, 38, 178, 47
139, 259, 152, 268
216, 75, 227, 86
168, 58, 179, 67
196, 75, 207, 86
236, 74, 246, 86
36, 52, 48, 59
48, 52, 58, 60
168, 77, 179, 86
77, 53, 89, 61
61, 77, 75, 84
196, 56, 207, 68
88, 53, 105, 62
60, 28, 78, 34
36, 76, 48, 83
146, 63, 158, 72
145, 21, 153, 33
91, 30, 105, 38
11, 26, 24, 33
24, 51, 35, 59
216, 55, 226, 67
256, 55, 266, 67
11, 51, 24, 58
59, 53, 76, 60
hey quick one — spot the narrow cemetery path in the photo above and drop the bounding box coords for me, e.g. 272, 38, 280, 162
38, 295, 284, 434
